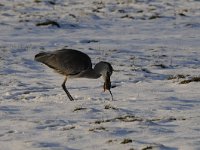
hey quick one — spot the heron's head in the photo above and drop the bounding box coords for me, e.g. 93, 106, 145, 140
94, 61, 113, 99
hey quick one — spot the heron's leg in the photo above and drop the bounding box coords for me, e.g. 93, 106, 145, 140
62, 77, 74, 101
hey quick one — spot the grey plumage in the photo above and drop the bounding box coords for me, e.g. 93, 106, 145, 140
35, 49, 113, 101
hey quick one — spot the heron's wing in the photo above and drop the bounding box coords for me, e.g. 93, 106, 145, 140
35, 49, 92, 76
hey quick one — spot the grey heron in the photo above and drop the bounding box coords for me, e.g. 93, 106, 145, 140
35, 49, 113, 101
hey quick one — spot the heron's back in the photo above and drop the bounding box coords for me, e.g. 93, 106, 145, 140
35, 49, 92, 76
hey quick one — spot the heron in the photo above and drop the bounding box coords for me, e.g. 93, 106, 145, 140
34, 49, 114, 101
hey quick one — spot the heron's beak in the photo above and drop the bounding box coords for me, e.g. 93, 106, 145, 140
103, 74, 113, 100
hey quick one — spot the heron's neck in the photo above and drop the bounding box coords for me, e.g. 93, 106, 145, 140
75, 69, 101, 79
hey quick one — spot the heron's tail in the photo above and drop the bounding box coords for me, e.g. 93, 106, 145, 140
35, 52, 49, 63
